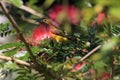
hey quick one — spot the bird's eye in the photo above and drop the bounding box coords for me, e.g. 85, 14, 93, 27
43, 19, 49, 23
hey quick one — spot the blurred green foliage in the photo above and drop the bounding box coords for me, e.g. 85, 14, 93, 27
0, 0, 120, 80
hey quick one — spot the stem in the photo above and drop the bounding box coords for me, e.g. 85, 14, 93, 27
110, 55, 114, 80
0, 55, 30, 67
80, 45, 101, 61
108, 23, 114, 80
108, 23, 112, 37
20, 14, 39, 24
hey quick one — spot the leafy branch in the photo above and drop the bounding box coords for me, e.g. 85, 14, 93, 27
0, 1, 37, 64
0, 1, 62, 79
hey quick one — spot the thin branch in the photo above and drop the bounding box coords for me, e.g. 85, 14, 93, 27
107, 23, 114, 80
80, 45, 101, 61
20, 14, 39, 25
110, 55, 114, 80
19, 5, 44, 18
0, 54, 30, 67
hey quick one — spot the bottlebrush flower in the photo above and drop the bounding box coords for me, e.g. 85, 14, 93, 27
91, 12, 106, 26
96, 12, 106, 25
31, 24, 51, 41
27, 23, 51, 46
71, 62, 87, 72
48, 5, 81, 25
102, 73, 110, 79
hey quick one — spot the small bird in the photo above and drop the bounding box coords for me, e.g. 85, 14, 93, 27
35, 18, 67, 42
38, 18, 64, 36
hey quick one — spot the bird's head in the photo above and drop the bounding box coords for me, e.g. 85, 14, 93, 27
36, 18, 51, 25
41, 18, 50, 24
35, 18, 59, 28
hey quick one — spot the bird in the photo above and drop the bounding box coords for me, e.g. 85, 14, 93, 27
37, 18, 65, 36
35, 18, 67, 42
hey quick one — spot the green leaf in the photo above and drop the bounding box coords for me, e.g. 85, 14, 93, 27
19, 52, 30, 61
8, 0, 23, 7
109, 7, 120, 19
52, 63, 64, 71
4, 48, 19, 56
96, 0, 120, 6
29, 0, 38, 5
42, 0, 55, 9
101, 37, 118, 52
4, 62, 17, 69
94, 61, 106, 68
31, 46, 40, 54
0, 42, 22, 50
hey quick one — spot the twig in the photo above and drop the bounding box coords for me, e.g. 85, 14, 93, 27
19, 5, 44, 18
110, 55, 114, 80
20, 14, 39, 25
107, 23, 114, 80
80, 45, 101, 61
108, 24, 114, 80
0, 54, 30, 67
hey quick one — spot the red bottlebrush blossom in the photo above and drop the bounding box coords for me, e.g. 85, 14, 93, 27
91, 12, 106, 26
102, 73, 110, 79
48, 5, 62, 21
27, 24, 51, 45
31, 24, 51, 41
48, 5, 81, 25
71, 62, 87, 72
96, 12, 106, 25
68, 5, 81, 24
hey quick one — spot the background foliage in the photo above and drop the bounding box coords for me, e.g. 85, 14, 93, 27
0, 0, 120, 80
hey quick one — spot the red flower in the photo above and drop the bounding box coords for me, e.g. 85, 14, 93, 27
68, 5, 81, 24
91, 12, 106, 26
49, 5, 63, 21
102, 73, 110, 79
27, 24, 51, 45
71, 62, 87, 72
48, 5, 81, 25
96, 12, 106, 25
